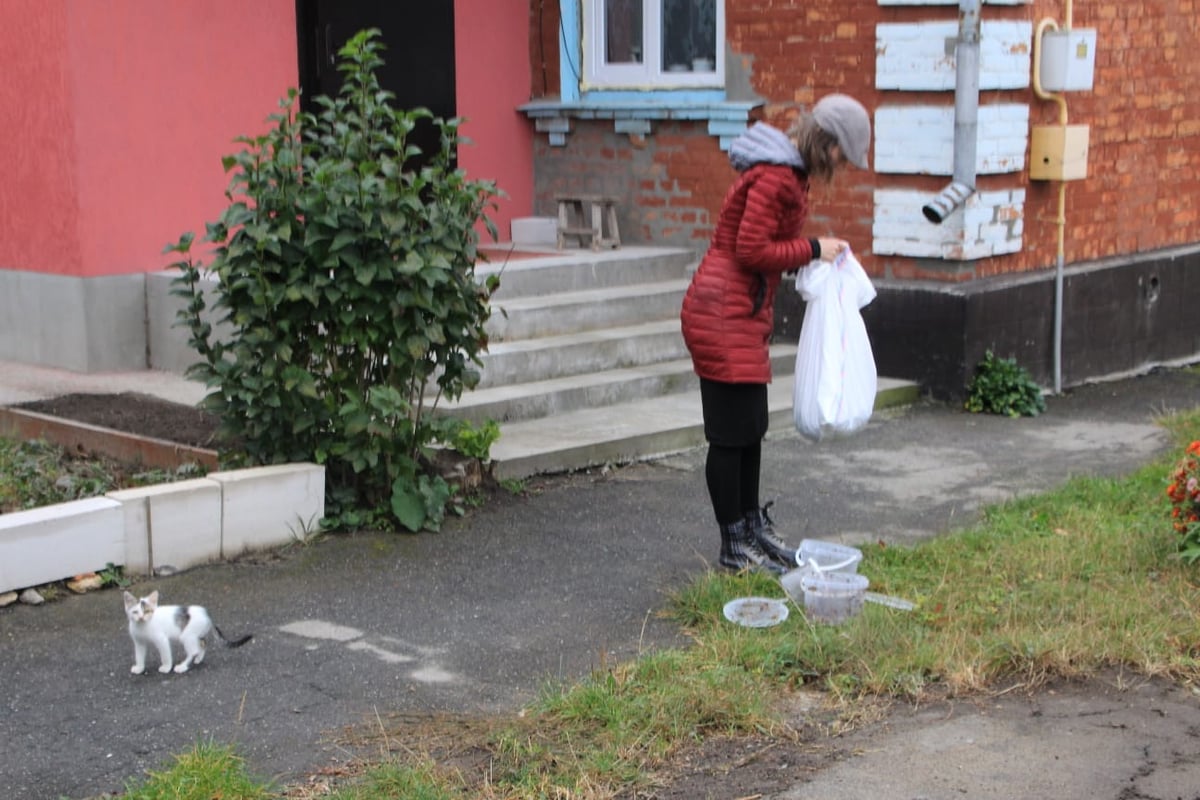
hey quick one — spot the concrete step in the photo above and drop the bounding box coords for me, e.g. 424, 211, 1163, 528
475, 319, 688, 389
488, 376, 922, 481
463, 245, 921, 480
444, 344, 799, 424
478, 246, 696, 298
487, 279, 688, 341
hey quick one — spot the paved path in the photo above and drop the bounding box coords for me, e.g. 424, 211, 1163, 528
2, 367, 1199, 799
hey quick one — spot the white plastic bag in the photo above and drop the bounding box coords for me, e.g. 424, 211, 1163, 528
792, 250, 878, 442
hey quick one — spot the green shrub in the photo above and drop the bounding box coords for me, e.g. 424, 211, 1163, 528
168, 29, 501, 531
964, 350, 1046, 417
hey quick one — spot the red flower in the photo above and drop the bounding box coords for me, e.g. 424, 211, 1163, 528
1167, 442, 1200, 557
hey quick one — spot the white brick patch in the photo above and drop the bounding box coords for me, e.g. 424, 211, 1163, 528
209, 463, 325, 557
874, 104, 1029, 176
873, 187, 1026, 261
877, 20, 1033, 91
0, 498, 124, 594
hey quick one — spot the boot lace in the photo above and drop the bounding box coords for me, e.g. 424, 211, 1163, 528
753, 501, 797, 566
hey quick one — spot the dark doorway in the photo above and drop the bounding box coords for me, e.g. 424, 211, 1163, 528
295, 1, 456, 162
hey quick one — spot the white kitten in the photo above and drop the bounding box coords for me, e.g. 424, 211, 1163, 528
123, 590, 252, 675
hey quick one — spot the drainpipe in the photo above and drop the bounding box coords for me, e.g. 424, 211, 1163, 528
922, 0, 982, 224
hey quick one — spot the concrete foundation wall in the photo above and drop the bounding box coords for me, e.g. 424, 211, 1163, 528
144, 270, 231, 373
0, 268, 228, 375
0, 270, 147, 371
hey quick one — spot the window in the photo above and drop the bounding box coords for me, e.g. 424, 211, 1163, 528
585, 0, 724, 90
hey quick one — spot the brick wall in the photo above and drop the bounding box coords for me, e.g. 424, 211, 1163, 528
531, 0, 1200, 285
1061, 0, 1200, 261
532, 120, 731, 249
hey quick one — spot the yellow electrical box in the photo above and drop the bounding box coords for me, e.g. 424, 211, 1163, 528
1030, 124, 1090, 181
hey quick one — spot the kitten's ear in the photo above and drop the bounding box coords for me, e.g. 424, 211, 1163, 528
146, 590, 159, 609
123, 591, 136, 610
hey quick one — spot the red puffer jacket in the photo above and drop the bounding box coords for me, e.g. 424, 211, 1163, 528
680, 163, 814, 384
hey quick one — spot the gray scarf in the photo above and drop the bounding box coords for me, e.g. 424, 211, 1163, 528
727, 122, 805, 173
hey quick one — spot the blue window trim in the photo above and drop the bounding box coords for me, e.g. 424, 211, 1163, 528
521, 0, 760, 149
520, 97, 759, 150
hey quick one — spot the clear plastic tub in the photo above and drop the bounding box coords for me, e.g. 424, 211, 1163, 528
779, 567, 812, 607
796, 539, 862, 573
799, 571, 869, 624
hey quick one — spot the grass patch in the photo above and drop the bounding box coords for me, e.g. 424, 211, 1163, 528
110, 406, 1200, 799
319, 761, 453, 800
118, 742, 272, 800
674, 468, 1200, 698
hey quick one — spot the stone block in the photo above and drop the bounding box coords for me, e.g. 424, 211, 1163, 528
0, 498, 124, 594
510, 217, 558, 246
208, 464, 325, 556
107, 479, 223, 574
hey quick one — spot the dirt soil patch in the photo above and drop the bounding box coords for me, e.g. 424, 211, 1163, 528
323, 693, 860, 800
14, 392, 220, 449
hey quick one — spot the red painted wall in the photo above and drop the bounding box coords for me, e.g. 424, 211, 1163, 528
1, 0, 534, 279
0, 1, 81, 275
1, 0, 297, 278
455, 0, 535, 241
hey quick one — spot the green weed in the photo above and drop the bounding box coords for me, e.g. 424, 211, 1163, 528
964, 350, 1046, 417
0, 437, 201, 515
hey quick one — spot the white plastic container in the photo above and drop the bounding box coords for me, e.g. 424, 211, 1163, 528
779, 567, 813, 607
796, 539, 862, 573
800, 571, 869, 624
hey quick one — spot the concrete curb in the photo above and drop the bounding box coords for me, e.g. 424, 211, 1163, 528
0, 463, 324, 594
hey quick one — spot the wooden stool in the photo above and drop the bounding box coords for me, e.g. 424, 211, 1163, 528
555, 194, 621, 251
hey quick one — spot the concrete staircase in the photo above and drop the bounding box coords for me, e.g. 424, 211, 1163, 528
445, 246, 919, 481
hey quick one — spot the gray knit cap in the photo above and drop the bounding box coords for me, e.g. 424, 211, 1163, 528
812, 94, 871, 170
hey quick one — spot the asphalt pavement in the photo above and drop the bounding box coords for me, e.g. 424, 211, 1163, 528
2, 366, 1200, 799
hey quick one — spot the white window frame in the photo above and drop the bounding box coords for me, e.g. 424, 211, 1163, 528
583, 0, 725, 90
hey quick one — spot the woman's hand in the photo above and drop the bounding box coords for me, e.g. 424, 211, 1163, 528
817, 237, 850, 260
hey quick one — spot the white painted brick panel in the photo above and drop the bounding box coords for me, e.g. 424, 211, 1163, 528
0, 498, 124, 594
877, 21, 1033, 91
875, 104, 1029, 176
873, 188, 1026, 260
879, 0, 1030, 5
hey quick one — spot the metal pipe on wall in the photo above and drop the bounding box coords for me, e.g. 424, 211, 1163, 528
1032, 10, 1073, 395
922, 0, 982, 224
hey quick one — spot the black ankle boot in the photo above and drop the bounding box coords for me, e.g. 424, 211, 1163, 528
718, 518, 783, 574
744, 502, 797, 569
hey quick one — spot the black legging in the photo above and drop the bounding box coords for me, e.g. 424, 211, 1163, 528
705, 441, 761, 526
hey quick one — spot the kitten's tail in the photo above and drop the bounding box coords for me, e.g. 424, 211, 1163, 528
214, 625, 253, 648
